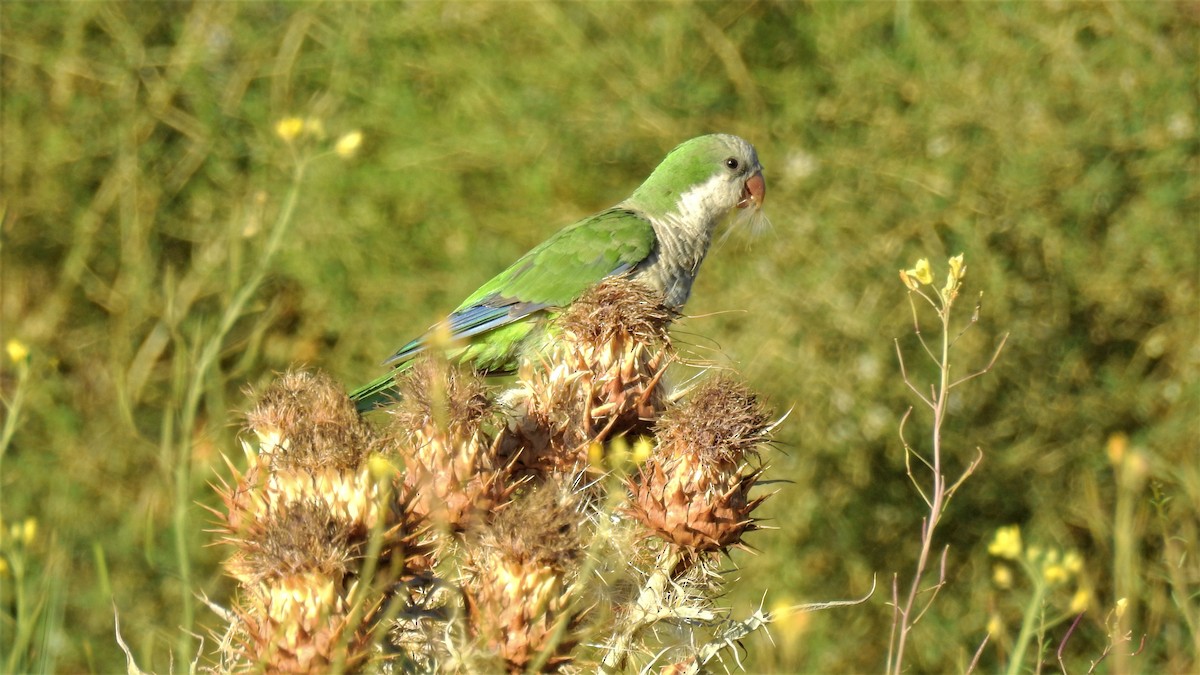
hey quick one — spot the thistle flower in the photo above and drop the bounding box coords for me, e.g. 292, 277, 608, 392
502, 278, 675, 475
225, 500, 371, 672
217, 369, 421, 671
462, 481, 587, 672
384, 359, 511, 532
627, 377, 774, 554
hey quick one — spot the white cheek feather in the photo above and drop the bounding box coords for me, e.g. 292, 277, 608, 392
672, 172, 737, 234
637, 172, 739, 309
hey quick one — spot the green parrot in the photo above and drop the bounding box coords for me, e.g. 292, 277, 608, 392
351, 133, 767, 410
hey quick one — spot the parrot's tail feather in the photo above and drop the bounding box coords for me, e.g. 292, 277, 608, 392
349, 363, 413, 412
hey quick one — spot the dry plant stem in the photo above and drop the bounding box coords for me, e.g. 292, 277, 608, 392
887, 299, 952, 675
966, 632, 991, 675
170, 160, 307, 665
887, 289, 1004, 675
1057, 612, 1086, 674
600, 547, 683, 671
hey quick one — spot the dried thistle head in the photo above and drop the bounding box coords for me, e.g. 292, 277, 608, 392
218, 370, 411, 672
503, 278, 676, 475
224, 500, 371, 672
382, 358, 511, 531
244, 369, 375, 472
462, 481, 588, 672
627, 376, 774, 554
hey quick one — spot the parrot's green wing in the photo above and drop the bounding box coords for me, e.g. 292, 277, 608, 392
350, 208, 656, 409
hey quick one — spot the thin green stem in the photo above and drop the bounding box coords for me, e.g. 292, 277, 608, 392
171, 161, 307, 665
1007, 571, 1048, 675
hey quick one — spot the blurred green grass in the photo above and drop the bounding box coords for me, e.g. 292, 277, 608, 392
1, 1, 1196, 672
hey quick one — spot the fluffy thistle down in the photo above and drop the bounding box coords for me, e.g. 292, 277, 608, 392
211, 284, 783, 672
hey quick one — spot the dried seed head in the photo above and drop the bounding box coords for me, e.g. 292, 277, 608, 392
655, 376, 771, 466
382, 359, 510, 531
463, 481, 587, 671
219, 370, 416, 671
628, 377, 774, 553
224, 499, 373, 672
503, 278, 675, 475
224, 499, 353, 586
245, 370, 375, 472
556, 277, 675, 350
389, 358, 492, 440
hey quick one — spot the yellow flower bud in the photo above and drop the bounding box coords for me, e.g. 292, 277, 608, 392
5, 339, 29, 364
1114, 597, 1128, 619
1069, 588, 1091, 613
274, 117, 304, 142
1043, 563, 1068, 585
992, 563, 1013, 589
986, 614, 1004, 636
21, 518, 36, 546
335, 130, 363, 158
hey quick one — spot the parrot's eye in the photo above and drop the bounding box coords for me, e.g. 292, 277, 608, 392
724, 157, 740, 171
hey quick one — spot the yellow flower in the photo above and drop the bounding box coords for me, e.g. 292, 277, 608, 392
631, 436, 653, 465
988, 525, 1022, 560
607, 436, 630, 469
939, 254, 966, 303
367, 453, 399, 482
335, 130, 363, 158
5, 339, 29, 364
274, 117, 304, 142
1106, 432, 1129, 467
905, 258, 934, 286
948, 253, 965, 281
986, 614, 1004, 636
587, 441, 604, 468
1043, 563, 1069, 585
21, 518, 36, 546
992, 563, 1013, 589
1114, 597, 1128, 619
1063, 550, 1083, 574
1069, 588, 1091, 613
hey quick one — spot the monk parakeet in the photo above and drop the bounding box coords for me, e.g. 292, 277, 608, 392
351, 133, 767, 410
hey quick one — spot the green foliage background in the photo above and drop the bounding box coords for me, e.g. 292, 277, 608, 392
1, 2, 1196, 672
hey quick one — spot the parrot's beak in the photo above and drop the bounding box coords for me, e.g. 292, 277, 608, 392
737, 171, 766, 209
